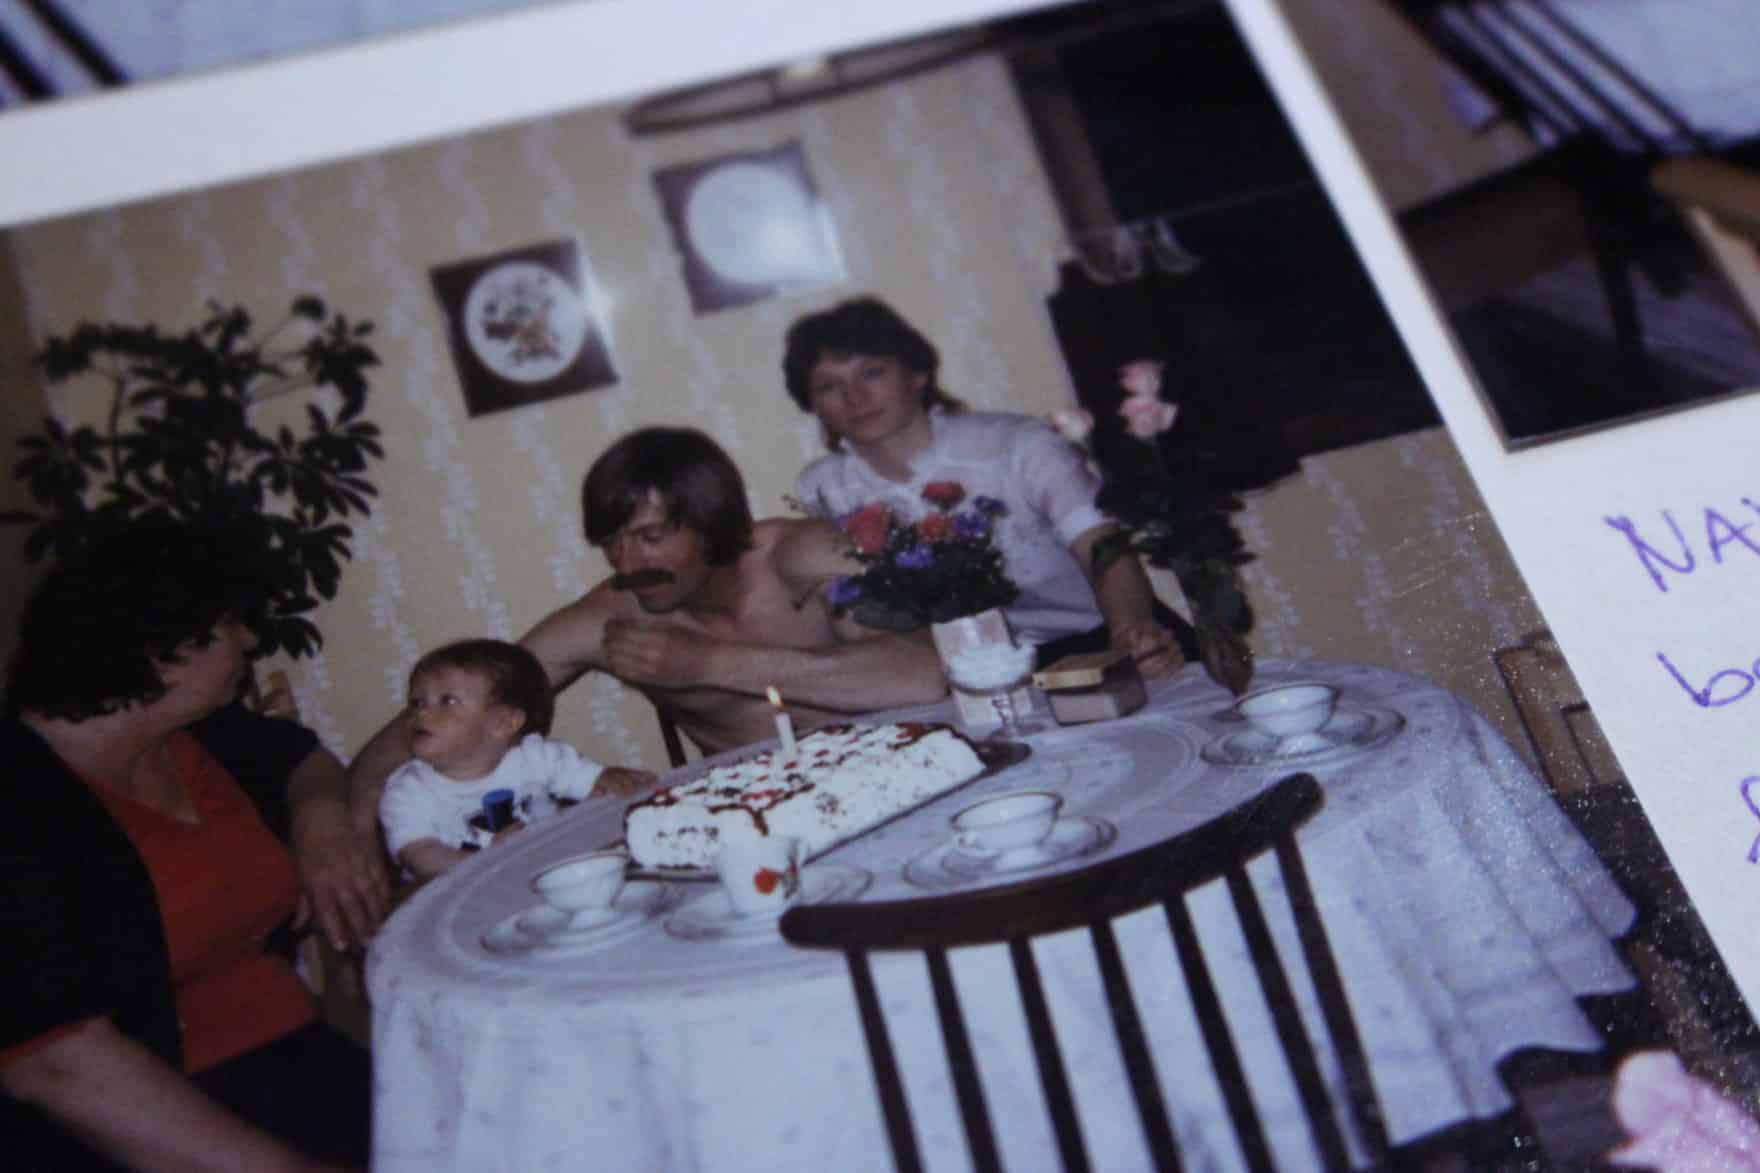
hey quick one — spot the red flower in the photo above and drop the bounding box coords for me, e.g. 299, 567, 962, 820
921, 481, 965, 509
918, 512, 953, 543
846, 504, 891, 555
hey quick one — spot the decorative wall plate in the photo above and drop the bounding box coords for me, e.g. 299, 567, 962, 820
430, 238, 618, 416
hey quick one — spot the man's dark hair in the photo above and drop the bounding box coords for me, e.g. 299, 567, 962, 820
5, 518, 274, 721
410, 638, 553, 738
782, 297, 965, 447
581, 427, 755, 566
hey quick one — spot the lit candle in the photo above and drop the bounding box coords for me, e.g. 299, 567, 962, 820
766, 686, 797, 756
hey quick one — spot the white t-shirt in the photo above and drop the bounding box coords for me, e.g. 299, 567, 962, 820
794, 409, 1109, 645
378, 733, 606, 856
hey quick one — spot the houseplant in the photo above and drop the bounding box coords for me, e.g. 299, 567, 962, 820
1052, 359, 1257, 695
3, 296, 384, 658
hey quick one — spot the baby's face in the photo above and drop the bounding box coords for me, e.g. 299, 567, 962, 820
406, 666, 520, 778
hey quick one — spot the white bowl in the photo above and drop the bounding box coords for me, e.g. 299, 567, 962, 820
1235, 683, 1339, 740
532, 850, 628, 914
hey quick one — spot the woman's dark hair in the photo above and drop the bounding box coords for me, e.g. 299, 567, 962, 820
410, 639, 553, 738
5, 518, 275, 721
581, 427, 754, 566
782, 296, 965, 448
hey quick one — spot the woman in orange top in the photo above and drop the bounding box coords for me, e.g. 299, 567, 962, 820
1, 522, 374, 1172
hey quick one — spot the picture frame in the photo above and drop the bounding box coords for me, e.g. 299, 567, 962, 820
652, 140, 845, 315
429, 238, 618, 417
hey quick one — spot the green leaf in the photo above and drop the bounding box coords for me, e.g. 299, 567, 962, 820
10, 296, 386, 661
850, 600, 927, 633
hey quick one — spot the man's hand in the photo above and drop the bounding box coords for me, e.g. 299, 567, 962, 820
1111, 619, 1185, 681
288, 750, 393, 951
591, 766, 658, 798
602, 617, 715, 689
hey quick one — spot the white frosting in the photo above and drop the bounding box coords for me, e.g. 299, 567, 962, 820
625, 723, 986, 869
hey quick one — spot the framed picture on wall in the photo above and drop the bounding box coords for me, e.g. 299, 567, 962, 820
653, 140, 845, 315
430, 238, 618, 417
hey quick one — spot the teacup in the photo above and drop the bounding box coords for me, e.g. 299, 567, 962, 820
1235, 683, 1339, 745
951, 790, 1062, 859
716, 826, 802, 918
532, 850, 629, 929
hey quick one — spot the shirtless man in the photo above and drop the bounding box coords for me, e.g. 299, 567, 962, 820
345, 427, 947, 814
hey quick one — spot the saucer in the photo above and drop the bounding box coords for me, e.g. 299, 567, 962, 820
1200, 706, 1404, 768
904, 816, 1117, 890
663, 865, 871, 945
482, 882, 681, 956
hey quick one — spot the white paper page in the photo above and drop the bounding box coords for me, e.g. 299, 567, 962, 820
1225, 0, 1760, 1013
0, 0, 1752, 1029
0, 0, 1048, 228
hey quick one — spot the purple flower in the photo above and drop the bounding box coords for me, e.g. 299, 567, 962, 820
896, 544, 936, 570
828, 577, 863, 607
953, 512, 989, 540
973, 495, 1005, 516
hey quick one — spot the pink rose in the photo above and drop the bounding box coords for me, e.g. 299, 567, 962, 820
1118, 394, 1178, 439
1118, 359, 1165, 399
1049, 408, 1094, 445
1606, 1050, 1760, 1171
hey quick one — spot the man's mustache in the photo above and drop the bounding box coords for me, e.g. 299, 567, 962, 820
612, 569, 675, 591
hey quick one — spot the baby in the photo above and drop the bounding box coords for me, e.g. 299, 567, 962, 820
378, 638, 653, 879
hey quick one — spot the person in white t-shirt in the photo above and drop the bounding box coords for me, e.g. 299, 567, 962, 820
377, 639, 652, 879
784, 295, 1192, 676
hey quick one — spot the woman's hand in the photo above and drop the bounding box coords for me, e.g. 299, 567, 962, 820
287, 749, 393, 951
1111, 619, 1185, 680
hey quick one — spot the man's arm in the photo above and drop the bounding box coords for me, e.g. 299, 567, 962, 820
601, 522, 946, 711
339, 711, 415, 876
1, 1019, 353, 1173
1070, 523, 1186, 680
604, 618, 946, 711
286, 747, 392, 951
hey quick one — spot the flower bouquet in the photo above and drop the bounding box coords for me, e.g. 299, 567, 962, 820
1052, 359, 1257, 696
827, 481, 1019, 632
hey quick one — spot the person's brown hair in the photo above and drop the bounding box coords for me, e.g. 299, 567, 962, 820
782, 296, 964, 448
5, 518, 273, 721
410, 639, 553, 737
581, 427, 754, 566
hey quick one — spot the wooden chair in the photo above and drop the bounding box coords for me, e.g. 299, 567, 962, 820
1386, 1, 1760, 425
780, 773, 1391, 1172
1492, 631, 1760, 1117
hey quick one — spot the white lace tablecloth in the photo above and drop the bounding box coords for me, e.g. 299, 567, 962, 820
367, 659, 1636, 1172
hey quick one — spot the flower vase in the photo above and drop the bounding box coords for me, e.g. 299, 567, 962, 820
930, 608, 1034, 733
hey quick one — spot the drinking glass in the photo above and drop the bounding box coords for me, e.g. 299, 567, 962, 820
947, 642, 1039, 739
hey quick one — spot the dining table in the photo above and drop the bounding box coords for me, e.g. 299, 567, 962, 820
366, 657, 1639, 1172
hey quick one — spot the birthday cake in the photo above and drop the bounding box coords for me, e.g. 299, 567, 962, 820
624, 722, 987, 869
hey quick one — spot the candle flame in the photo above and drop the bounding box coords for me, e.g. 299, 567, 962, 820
766, 686, 783, 709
